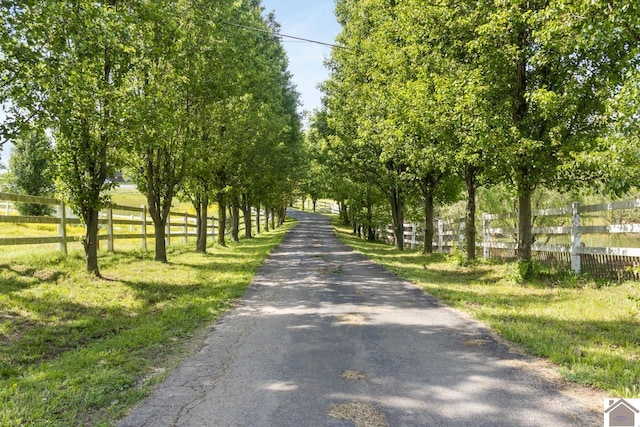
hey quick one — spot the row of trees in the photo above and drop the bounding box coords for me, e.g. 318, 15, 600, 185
311, 0, 640, 274
1, 0, 305, 276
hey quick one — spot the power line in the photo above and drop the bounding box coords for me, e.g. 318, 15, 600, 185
222, 21, 349, 50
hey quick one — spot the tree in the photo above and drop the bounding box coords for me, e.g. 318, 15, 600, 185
7, 130, 55, 216
128, 0, 200, 263
468, 1, 633, 273
2, 1, 141, 276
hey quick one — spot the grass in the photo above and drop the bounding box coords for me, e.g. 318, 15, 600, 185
0, 219, 294, 426
107, 185, 194, 214
333, 220, 640, 398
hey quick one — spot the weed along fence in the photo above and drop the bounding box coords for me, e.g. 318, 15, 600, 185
384, 198, 640, 280
0, 192, 264, 254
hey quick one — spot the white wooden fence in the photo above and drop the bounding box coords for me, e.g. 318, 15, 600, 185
381, 199, 640, 280
0, 192, 268, 254
482, 199, 640, 279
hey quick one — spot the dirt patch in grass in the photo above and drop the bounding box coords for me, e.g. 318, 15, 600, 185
328, 402, 388, 427
33, 268, 65, 282
8, 265, 37, 276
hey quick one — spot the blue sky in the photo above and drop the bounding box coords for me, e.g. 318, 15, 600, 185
260, 0, 340, 116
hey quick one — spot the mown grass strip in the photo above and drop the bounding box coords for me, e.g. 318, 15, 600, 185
0, 219, 294, 426
334, 221, 640, 398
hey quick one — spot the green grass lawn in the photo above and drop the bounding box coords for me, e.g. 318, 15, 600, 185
334, 220, 640, 398
107, 186, 195, 215
0, 220, 294, 426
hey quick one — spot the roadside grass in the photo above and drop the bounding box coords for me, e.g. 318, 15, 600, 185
0, 219, 294, 426
334, 221, 640, 398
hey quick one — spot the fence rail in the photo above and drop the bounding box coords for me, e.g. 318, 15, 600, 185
0, 192, 269, 254
378, 198, 640, 280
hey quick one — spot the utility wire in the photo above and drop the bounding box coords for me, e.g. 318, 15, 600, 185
222, 21, 349, 50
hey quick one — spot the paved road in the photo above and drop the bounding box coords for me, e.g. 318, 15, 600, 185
119, 210, 599, 427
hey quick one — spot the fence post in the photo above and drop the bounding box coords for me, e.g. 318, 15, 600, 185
106, 207, 114, 253
410, 223, 417, 250
4, 201, 8, 215
57, 202, 67, 255
141, 205, 147, 251
438, 219, 444, 252
211, 216, 216, 240
458, 220, 464, 251
183, 213, 188, 244
571, 202, 581, 274
483, 213, 490, 260
130, 215, 134, 231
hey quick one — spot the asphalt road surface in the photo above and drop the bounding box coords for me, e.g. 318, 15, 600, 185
119, 210, 600, 427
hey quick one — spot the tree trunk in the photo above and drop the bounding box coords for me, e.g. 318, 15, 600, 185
229, 200, 240, 242
196, 197, 208, 253
518, 183, 533, 267
418, 173, 443, 254
465, 166, 477, 260
339, 201, 349, 225
264, 206, 270, 232
147, 183, 168, 263
271, 209, 275, 230
153, 219, 167, 263
217, 193, 226, 246
147, 191, 172, 263
312, 199, 317, 212
275, 206, 282, 226
241, 194, 252, 239
367, 226, 376, 241
513, 15, 532, 274
83, 207, 101, 276
143, 144, 180, 263
390, 186, 404, 250
366, 203, 375, 241
243, 209, 252, 238
423, 189, 434, 254
255, 206, 261, 235
195, 202, 202, 250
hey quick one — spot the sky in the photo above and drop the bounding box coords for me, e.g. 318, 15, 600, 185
260, 0, 340, 116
